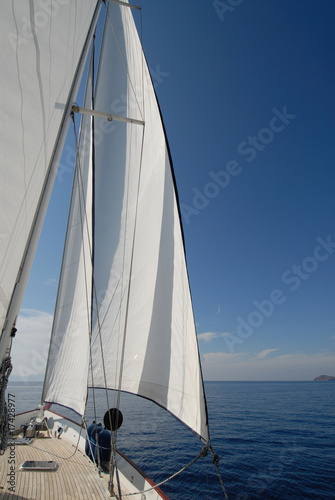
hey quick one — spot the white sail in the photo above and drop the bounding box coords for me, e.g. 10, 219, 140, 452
0, 1, 101, 361
43, 3, 208, 441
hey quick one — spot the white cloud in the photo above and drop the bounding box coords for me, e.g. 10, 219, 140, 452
198, 331, 230, 343
10, 309, 53, 380
201, 350, 335, 381
10, 310, 335, 385
42, 278, 58, 286
198, 332, 218, 342
256, 348, 279, 359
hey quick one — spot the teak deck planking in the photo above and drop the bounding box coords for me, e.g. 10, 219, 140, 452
0, 434, 119, 499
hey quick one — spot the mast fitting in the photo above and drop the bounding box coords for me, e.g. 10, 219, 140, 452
72, 105, 144, 126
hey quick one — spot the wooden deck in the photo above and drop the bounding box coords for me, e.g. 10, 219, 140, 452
0, 433, 114, 499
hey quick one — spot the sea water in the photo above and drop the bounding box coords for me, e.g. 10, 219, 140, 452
5, 381, 335, 499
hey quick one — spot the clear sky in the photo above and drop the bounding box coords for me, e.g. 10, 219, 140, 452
12, 1, 335, 382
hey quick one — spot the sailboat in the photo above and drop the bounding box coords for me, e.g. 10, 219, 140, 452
0, 1, 227, 498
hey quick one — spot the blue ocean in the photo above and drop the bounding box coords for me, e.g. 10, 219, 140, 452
6, 381, 335, 499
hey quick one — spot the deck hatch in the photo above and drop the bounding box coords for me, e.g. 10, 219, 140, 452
20, 460, 58, 471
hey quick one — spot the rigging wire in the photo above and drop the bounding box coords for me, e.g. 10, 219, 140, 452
100, 5, 146, 496
88, 1, 115, 450
112, 122, 133, 442
122, 446, 210, 497
97, 0, 146, 429
81, 5, 125, 495
87, 9, 113, 436
103, 0, 146, 417
70, 86, 118, 476
208, 445, 229, 499
71, 108, 102, 468
98, 4, 146, 495
119, 444, 229, 499
89, 28, 99, 434
69, 6, 114, 449
68, 107, 112, 497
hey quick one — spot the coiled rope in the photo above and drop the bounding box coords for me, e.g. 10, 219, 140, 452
0, 357, 13, 454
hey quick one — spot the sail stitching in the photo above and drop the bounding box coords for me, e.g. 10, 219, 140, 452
29, 1, 48, 175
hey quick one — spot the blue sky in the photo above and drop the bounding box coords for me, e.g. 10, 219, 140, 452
12, 1, 334, 381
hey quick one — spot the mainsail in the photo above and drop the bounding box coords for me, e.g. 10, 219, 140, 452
0, 1, 102, 363
42, 3, 209, 442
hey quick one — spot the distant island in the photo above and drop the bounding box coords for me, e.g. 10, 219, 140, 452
314, 375, 335, 381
